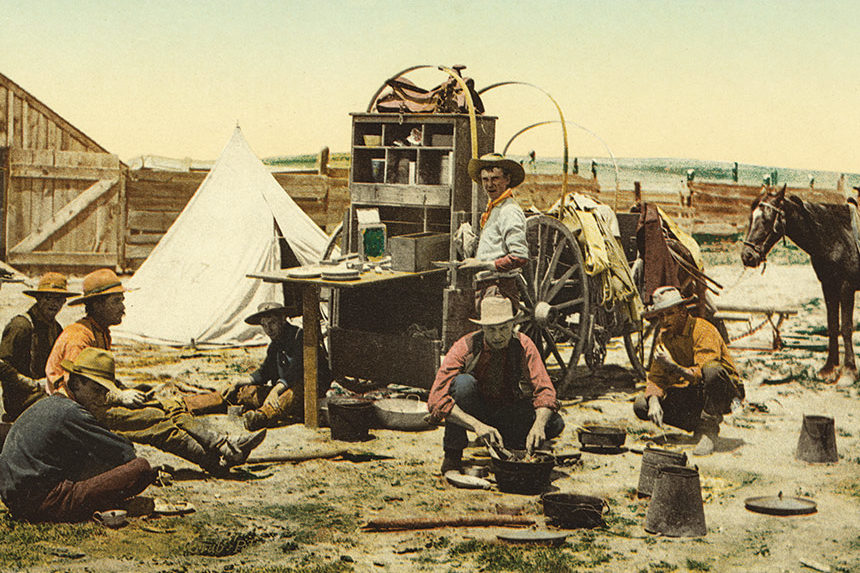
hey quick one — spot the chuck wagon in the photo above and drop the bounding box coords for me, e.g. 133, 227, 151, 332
250, 67, 696, 425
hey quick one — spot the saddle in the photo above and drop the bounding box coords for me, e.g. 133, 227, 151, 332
375, 75, 485, 114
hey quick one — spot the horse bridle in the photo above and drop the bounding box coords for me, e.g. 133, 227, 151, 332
742, 200, 786, 262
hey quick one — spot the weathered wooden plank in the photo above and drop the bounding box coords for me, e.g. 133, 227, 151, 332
116, 173, 128, 271
126, 232, 163, 245
127, 210, 178, 232
7, 251, 116, 267
54, 151, 120, 169
10, 178, 118, 254
10, 164, 121, 181
124, 244, 155, 260
20, 100, 29, 149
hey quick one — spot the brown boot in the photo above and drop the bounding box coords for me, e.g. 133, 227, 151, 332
440, 449, 463, 474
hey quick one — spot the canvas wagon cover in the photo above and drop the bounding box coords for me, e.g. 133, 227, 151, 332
114, 127, 328, 346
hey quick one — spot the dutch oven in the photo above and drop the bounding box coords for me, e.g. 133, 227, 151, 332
541, 492, 607, 528
372, 397, 433, 431
489, 450, 555, 494
577, 425, 627, 449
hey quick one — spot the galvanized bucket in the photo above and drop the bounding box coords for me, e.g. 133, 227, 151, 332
795, 414, 839, 463
637, 447, 688, 498
645, 465, 707, 537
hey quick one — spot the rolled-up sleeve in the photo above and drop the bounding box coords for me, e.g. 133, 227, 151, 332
518, 333, 558, 411
427, 335, 472, 424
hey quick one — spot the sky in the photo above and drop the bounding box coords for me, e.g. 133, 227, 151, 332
2, 0, 858, 173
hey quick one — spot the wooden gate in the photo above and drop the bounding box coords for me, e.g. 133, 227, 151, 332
3, 148, 123, 271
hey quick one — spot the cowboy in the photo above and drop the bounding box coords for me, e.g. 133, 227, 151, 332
0, 273, 77, 421
44, 268, 266, 475
0, 348, 156, 523
633, 286, 744, 456
427, 296, 564, 473
235, 302, 333, 431
459, 153, 529, 314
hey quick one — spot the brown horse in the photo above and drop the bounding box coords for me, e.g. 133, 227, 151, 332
741, 184, 859, 384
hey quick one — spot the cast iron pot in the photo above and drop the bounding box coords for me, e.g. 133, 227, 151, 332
541, 492, 608, 528
489, 451, 555, 494
372, 397, 433, 431
577, 425, 626, 449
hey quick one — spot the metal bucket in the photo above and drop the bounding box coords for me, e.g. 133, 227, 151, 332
645, 465, 707, 537
327, 397, 374, 442
637, 447, 688, 498
541, 493, 607, 528
795, 414, 839, 463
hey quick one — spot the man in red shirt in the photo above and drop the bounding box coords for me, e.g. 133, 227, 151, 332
427, 296, 564, 473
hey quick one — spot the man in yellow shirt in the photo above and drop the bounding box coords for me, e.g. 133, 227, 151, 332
633, 286, 744, 455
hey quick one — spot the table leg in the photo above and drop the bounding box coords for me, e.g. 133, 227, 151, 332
303, 285, 320, 428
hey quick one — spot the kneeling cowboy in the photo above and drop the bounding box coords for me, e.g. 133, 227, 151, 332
633, 286, 744, 456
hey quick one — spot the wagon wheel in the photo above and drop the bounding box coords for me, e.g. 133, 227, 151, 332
623, 319, 656, 379
518, 214, 590, 384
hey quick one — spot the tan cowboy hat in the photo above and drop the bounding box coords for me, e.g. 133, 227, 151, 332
60, 347, 120, 392
68, 268, 128, 306
642, 286, 695, 319
244, 302, 292, 325
23, 272, 78, 298
467, 153, 526, 189
469, 296, 522, 326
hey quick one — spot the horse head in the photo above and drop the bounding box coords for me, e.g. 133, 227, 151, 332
741, 184, 787, 267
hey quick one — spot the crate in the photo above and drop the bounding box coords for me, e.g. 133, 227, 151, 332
390, 232, 450, 272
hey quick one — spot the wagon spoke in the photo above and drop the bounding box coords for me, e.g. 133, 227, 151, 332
540, 239, 566, 297
543, 329, 566, 369
544, 265, 578, 302
553, 297, 585, 312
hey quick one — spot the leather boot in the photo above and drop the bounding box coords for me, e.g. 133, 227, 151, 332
171, 433, 223, 474
182, 419, 265, 468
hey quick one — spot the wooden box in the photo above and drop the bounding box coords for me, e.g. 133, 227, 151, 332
390, 232, 450, 272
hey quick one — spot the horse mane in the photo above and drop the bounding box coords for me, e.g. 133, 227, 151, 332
786, 194, 850, 231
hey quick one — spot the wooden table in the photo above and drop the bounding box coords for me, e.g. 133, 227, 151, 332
247, 267, 445, 428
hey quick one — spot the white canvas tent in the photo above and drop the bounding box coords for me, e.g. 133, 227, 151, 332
114, 127, 329, 346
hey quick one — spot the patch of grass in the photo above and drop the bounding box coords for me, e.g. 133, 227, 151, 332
449, 533, 615, 572
686, 557, 712, 571
258, 502, 358, 543
0, 514, 104, 569
638, 561, 678, 573
187, 529, 264, 557
232, 561, 354, 573
835, 479, 860, 499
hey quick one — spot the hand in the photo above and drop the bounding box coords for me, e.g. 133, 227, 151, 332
474, 422, 503, 448
263, 385, 283, 410
115, 388, 146, 408
525, 423, 547, 454
647, 397, 664, 427
653, 345, 674, 368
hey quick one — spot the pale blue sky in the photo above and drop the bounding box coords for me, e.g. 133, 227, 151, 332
2, 1, 857, 172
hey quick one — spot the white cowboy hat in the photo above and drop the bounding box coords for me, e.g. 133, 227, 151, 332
642, 286, 695, 319
469, 296, 522, 326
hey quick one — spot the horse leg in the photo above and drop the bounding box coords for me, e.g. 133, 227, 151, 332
818, 282, 840, 381
836, 284, 857, 386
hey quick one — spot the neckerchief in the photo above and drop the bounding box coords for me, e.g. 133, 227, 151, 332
480, 189, 513, 228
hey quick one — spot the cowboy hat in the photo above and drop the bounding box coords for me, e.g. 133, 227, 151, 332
60, 347, 120, 392
469, 296, 522, 326
467, 153, 526, 189
642, 286, 695, 319
68, 268, 128, 306
244, 302, 292, 325
23, 272, 78, 298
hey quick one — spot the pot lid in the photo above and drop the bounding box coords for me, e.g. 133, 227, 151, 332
444, 471, 491, 490
496, 529, 568, 545
744, 493, 817, 516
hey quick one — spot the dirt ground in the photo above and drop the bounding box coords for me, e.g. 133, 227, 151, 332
0, 257, 858, 573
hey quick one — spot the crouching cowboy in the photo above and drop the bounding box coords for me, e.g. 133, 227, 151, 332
427, 296, 564, 473
633, 286, 744, 455
0, 348, 156, 522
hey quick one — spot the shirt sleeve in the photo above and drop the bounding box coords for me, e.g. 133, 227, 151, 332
0, 317, 31, 375
518, 333, 558, 410
45, 326, 96, 393
688, 323, 723, 380
427, 335, 472, 423
501, 206, 529, 260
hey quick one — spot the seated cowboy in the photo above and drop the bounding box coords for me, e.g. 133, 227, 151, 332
458, 153, 529, 314
44, 268, 266, 475
633, 286, 744, 456
233, 302, 332, 431
0, 348, 156, 522
427, 296, 564, 473
0, 273, 78, 421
